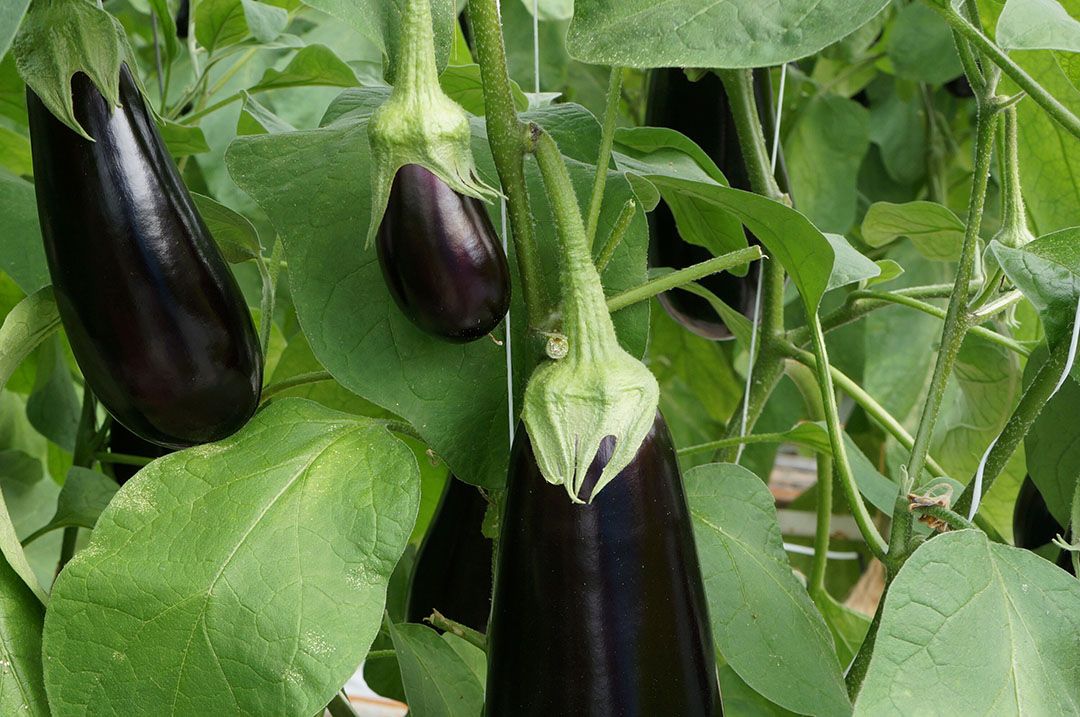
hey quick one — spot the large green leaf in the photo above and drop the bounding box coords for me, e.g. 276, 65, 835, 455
861, 201, 965, 262
855, 531, 1080, 714
389, 622, 485, 716
21, 466, 119, 545
1026, 365, 1080, 526
226, 98, 649, 489
992, 227, 1080, 345
0, 550, 47, 716
566, 0, 891, 69
0, 446, 60, 595
42, 399, 420, 715
0, 0, 31, 60
886, 3, 963, 84
687, 463, 851, 717
0, 171, 49, 293
997, 0, 1080, 51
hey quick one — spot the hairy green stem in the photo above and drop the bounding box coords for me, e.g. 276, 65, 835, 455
678, 431, 796, 456
954, 333, 1075, 517
607, 247, 763, 314
846, 573, 891, 696
261, 370, 334, 402
428, 609, 487, 649
94, 451, 152, 467
912, 505, 977, 532
585, 67, 623, 248
594, 199, 636, 274
59, 389, 100, 573
469, 0, 547, 332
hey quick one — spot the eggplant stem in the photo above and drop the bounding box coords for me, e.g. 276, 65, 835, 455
593, 198, 636, 274
584, 67, 623, 249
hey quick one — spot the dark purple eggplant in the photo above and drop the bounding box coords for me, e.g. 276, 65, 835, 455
1013, 476, 1074, 575
485, 413, 721, 716
376, 164, 511, 342
175, 0, 190, 39
944, 76, 974, 99
108, 422, 170, 485
27, 66, 262, 449
645, 69, 783, 340
405, 476, 493, 632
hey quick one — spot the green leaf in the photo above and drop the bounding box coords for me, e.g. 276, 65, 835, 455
0, 445, 61, 594
0, 0, 31, 60
992, 227, 1080, 345
824, 234, 881, 292
856, 530, 1080, 714
389, 622, 485, 716
297, 0, 456, 80
816, 594, 872, 668
868, 259, 905, 286
1025, 363, 1080, 526
226, 100, 649, 488
439, 63, 529, 116
886, 2, 964, 84
686, 463, 851, 717
862, 201, 965, 261
42, 398, 420, 715
157, 118, 211, 157
0, 550, 48, 716
998, 0, 1080, 52
518, 0, 573, 21
786, 95, 870, 233
21, 467, 119, 545
237, 92, 297, 135
250, 44, 359, 91
191, 192, 262, 262
195, 0, 249, 54
566, 0, 891, 69
0, 126, 32, 176
240, 0, 288, 43
0, 451, 46, 604
0, 288, 59, 415
0, 171, 49, 293
0, 54, 28, 128
12, 0, 128, 139
25, 336, 79, 451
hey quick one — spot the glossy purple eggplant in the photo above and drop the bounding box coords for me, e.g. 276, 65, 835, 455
376, 164, 510, 342
1013, 476, 1074, 575
645, 68, 784, 341
27, 66, 262, 448
406, 476, 493, 632
485, 413, 722, 716
108, 422, 170, 485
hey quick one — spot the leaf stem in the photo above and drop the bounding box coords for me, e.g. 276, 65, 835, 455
427, 609, 487, 649
260, 371, 334, 403
326, 691, 359, 717
911, 504, 976, 532
585, 66, 623, 248
94, 451, 152, 467
606, 246, 763, 314
594, 198, 636, 274
59, 388, 100, 574
468, 0, 548, 333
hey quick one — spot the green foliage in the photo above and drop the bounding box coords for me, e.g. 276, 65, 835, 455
0, 550, 47, 716
389, 622, 486, 716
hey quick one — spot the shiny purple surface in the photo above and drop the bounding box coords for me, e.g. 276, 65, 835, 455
377, 164, 510, 342
27, 67, 262, 448
485, 414, 722, 716
1014, 476, 1074, 575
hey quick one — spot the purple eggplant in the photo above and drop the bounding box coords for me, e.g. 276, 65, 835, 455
376, 164, 510, 342
485, 413, 722, 716
27, 66, 262, 448
1013, 476, 1074, 575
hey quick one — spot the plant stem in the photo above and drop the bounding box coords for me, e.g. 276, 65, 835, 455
585, 66, 623, 249
326, 691, 359, 717
953, 333, 1074, 517
939, 6, 1080, 140
594, 198, 636, 274
807, 314, 888, 560
427, 609, 487, 649
893, 94, 999, 559
59, 389, 100, 574
180, 90, 244, 124
606, 246, 763, 314
261, 371, 334, 402
94, 452, 152, 467
677, 431, 796, 456
469, 0, 547, 332
912, 504, 977, 531
846, 573, 891, 696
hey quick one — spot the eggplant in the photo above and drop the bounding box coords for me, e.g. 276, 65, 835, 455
27, 66, 262, 449
376, 164, 511, 342
944, 76, 974, 99
646, 68, 784, 341
108, 422, 170, 485
405, 476, 493, 632
175, 0, 190, 39
1013, 476, 1074, 575
485, 413, 721, 716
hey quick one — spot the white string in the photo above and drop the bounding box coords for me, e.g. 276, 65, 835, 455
532, 0, 540, 95
502, 198, 515, 447
735, 64, 787, 465
967, 293, 1080, 521
783, 542, 860, 561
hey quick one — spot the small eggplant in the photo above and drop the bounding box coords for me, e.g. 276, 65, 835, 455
405, 476, 493, 632
175, 0, 190, 39
27, 66, 262, 448
646, 68, 783, 341
376, 164, 511, 342
485, 413, 721, 716
1013, 476, 1074, 575
108, 422, 170, 485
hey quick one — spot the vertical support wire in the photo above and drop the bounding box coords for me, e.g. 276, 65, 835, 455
503, 199, 515, 447
532, 0, 541, 95
735, 64, 787, 464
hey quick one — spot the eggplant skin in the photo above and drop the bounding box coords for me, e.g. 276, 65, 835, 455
27, 67, 262, 449
405, 476, 493, 632
646, 68, 769, 341
485, 414, 722, 717
1013, 476, 1075, 575
377, 164, 511, 343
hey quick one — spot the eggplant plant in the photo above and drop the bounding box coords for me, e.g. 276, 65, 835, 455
0, 0, 1079, 715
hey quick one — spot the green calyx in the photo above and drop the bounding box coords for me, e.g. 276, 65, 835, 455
364, 0, 498, 248
13, 0, 130, 140
993, 105, 1034, 250
522, 126, 659, 504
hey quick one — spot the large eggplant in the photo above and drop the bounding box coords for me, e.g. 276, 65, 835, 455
108, 422, 170, 485
377, 163, 511, 342
405, 476, 493, 632
27, 66, 262, 448
1013, 476, 1074, 575
485, 413, 721, 716
646, 68, 783, 340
